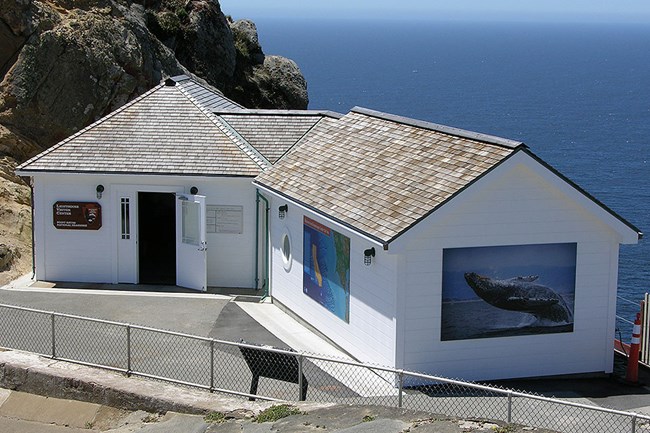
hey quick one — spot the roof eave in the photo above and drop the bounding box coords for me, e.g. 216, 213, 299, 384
253, 180, 390, 249
16, 168, 259, 178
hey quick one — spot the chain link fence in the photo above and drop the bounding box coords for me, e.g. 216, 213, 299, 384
1, 303, 648, 433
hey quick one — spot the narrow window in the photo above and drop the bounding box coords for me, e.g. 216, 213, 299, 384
121, 198, 130, 239
182, 200, 200, 245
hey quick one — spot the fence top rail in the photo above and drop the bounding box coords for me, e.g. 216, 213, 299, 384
404, 369, 650, 419
0, 303, 127, 327
617, 295, 642, 307
617, 316, 636, 326
2, 302, 649, 421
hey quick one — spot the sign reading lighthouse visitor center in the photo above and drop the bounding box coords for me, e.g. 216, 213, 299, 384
53, 202, 102, 230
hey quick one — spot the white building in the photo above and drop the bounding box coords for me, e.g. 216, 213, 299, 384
17, 75, 338, 291
254, 107, 641, 380
18, 78, 641, 380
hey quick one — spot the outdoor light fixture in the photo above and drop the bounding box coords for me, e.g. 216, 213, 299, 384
190, 186, 199, 194
364, 247, 375, 266
278, 204, 288, 219
96, 184, 104, 200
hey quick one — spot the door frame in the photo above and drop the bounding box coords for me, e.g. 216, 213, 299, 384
113, 184, 184, 284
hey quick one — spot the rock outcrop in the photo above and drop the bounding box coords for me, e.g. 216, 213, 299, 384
228, 19, 308, 109
0, 0, 309, 284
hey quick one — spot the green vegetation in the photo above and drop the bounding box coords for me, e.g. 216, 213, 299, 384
84, 421, 94, 429
204, 411, 226, 423
492, 425, 515, 433
362, 414, 376, 422
254, 405, 302, 423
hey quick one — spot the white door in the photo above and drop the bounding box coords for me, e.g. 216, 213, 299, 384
175, 194, 207, 291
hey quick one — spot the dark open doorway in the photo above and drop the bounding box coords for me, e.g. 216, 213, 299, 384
138, 192, 176, 285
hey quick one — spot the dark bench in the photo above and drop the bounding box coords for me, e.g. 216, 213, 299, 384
239, 340, 308, 401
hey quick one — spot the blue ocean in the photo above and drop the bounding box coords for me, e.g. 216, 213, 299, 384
256, 19, 650, 338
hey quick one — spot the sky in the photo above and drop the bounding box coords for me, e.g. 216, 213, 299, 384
219, 0, 650, 23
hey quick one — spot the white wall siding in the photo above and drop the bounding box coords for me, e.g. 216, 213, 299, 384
32, 173, 257, 288
266, 195, 398, 367
34, 175, 114, 282
397, 157, 624, 381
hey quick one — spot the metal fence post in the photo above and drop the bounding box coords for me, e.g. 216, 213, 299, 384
50, 313, 56, 358
398, 370, 404, 408
297, 354, 304, 401
632, 414, 637, 433
507, 391, 513, 424
210, 340, 215, 392
126, 325, 131, 376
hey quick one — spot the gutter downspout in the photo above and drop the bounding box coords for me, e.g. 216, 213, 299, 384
255, 190, 270, 298
29, 177, 35, 279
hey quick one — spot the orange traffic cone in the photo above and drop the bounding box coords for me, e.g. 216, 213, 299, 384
626, 312, 642, 383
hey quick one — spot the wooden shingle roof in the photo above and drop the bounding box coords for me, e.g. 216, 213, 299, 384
17, 76, 341, 177
220, 110, 341, 163
17, 79, 271, 176
254, 107, 524, 245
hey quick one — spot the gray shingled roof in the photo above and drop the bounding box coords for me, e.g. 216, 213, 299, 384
17, 76, 343, 177
17, 81, 265, 176
254, 107, 524, 245
220, 111, 341, 163
171, 75, 244, 111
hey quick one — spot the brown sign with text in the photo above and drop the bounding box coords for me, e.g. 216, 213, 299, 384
53, 202, 102, 230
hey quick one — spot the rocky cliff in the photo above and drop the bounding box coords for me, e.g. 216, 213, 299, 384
0, 0, 309, 284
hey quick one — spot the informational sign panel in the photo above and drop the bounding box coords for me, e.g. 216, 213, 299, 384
303, 216, 351, 322
53, 202, 102, 230
206, 205, 243, 234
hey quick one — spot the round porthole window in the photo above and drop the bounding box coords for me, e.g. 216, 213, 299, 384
281, 232, 292, 271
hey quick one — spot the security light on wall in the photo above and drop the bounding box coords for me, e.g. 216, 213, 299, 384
278, 204, 288, 219
364, 247, 375, 266
96, 184, 104, 200
190, 186, 199, 194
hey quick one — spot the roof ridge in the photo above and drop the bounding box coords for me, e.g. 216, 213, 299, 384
18, 83, 167, 171
350, 106, 524, 149
217, 109, 343, 118
175, 84, 271, 171
215, 115, 272, 170
168, 74, 245, 109
274, 115, 337, 163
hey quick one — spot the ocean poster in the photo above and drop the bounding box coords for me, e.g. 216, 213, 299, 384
441, 243, 576, 341
303, 216, 351, 322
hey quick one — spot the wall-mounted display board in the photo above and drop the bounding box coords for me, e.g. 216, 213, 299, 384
303, 216, 351, 322
53, 202, 102, 230
207, 205, 243, 234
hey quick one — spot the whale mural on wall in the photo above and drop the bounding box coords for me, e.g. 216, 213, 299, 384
463, 273, 573, 324
441, 243, 576, 341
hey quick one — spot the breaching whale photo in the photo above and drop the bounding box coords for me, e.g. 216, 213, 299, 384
441, 243, 576, 341
463, 273, 573, 323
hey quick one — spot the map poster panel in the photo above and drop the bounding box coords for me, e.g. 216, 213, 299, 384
441, 243, 576, 341
303, 216, 351, 322
53, 202, 102, 230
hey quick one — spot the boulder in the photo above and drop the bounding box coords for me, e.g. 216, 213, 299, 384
228, 19, 308, 109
